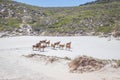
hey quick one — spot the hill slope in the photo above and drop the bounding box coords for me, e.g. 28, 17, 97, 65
0, 0, 120, 36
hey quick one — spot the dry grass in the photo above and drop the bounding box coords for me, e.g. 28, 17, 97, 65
68, 56, 106, 73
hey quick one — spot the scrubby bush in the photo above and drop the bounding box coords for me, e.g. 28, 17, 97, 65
115, 60, 120, 67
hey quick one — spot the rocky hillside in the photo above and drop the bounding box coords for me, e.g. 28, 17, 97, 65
0, 0, 120, 36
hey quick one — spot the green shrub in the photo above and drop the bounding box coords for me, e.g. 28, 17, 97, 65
116, 60, 120, 67
96, 26, 113, 33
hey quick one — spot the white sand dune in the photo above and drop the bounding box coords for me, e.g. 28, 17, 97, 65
0, 36, 120, 59
0, 36, 120, 80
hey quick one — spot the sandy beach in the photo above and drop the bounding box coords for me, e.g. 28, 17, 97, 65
0, 36, 120, 80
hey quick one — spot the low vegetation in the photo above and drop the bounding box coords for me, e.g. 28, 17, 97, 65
0, 0, 120, 35
68, 56, 106, 73
114, 60, 120, 67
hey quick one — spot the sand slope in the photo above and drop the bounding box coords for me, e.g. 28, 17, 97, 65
0, 36, 120, 80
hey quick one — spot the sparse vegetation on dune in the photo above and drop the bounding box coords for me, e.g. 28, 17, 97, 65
68, 55, 106, 73
23, 54, 71, 64
113, 60, 120, 67
117, 60, 120, 67
24, 54, 120, 73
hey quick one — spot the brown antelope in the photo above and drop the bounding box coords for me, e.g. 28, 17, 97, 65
40, 39, 47, 43
38, 45, 46, 52
39, 39, 47, 47
59, 44, 65, 49
66, 42, 71, 50
32, 42, 41, 51
54, 41, 60, 48
46, 40, 50, 47
51, 43, 55, 49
